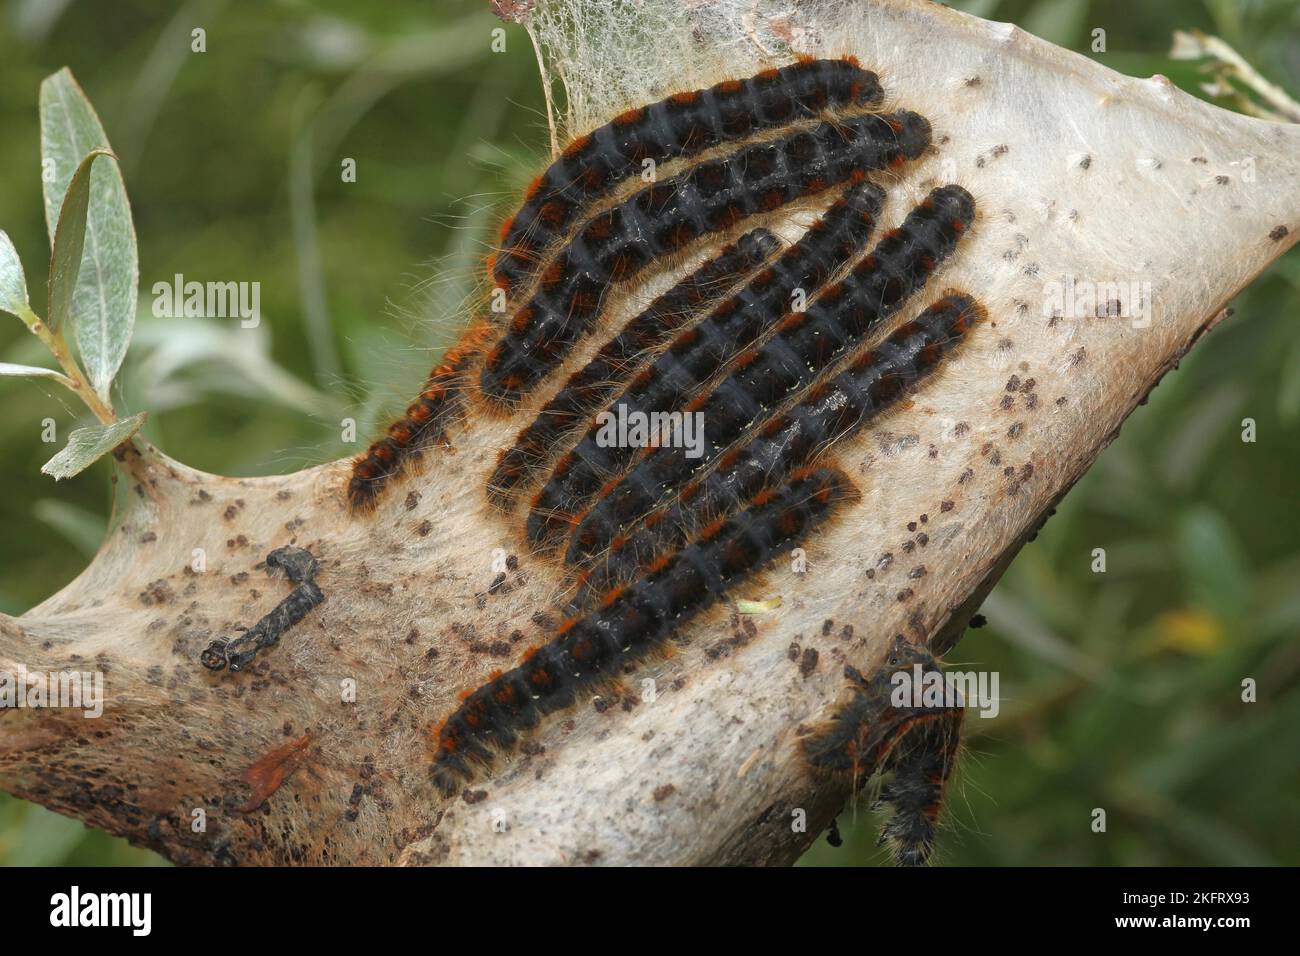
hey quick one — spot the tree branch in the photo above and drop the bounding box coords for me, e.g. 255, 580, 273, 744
2, 0, 1298, 865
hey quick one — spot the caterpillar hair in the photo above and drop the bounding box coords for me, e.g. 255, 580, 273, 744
488, 226, 781, 505
801, 634, 963, 867
347, 320, 494, 510
563, 187, 976, 564
575, 293, 986, 599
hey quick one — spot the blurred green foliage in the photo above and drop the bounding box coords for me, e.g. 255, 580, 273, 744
1, 0, 1296, 866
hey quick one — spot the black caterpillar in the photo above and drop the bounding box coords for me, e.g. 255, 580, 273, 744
525, 180, 888, 545
335, 59, 988, 868
488, 227, 781, 504
563, 186, 976, 564
490, 56, 883, 295
482, 111, 932, 404
576, 293, 985, 598
802, 635, 964, 866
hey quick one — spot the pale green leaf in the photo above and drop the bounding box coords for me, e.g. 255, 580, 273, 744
4, 805, 90, 867
40, 412, 146, 481
40, 68, 140, 401
1174, 506, 1250, 622
0, 230, 30, 319
32, 498, 107, 557
1279, 333, 1300, 424
0, 362, 69, 383
47, 148, 115, 336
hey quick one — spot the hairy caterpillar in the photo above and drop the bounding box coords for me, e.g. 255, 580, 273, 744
525, 180, 889, 545
488, 227, 781, 505
563, 186, 976, 564
431, 466, 856, 794
334, 55, 985, 863
491, 56, 883, 295
575, 293, 986, 599
802, 635, 963, 867
481, 111, 932, 404
347, 321, 494, 510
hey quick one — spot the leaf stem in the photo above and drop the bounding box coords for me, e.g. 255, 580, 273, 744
16, 303, 117, 425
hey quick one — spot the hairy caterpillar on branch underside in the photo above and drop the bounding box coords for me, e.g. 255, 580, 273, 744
802, 634, 964, 867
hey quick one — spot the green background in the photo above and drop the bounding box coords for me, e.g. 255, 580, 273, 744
1, 0, 1297, 866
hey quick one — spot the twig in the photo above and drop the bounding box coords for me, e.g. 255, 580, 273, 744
13, 303, 117, 425
1171, 30, 1300, 124
526, 20, 560, 159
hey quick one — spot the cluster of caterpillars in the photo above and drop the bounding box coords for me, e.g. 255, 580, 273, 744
347, 56, 986, 864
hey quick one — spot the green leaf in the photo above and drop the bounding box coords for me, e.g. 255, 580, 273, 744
0, 362, 69, 383
1279, 332, 1300, 425
33, 498, 106, 557
47, 148, 115, 336
0, 230, 31, 319
40, 412, 146, 481
1022, 0, 1090, 48
40, 68, 139, 401
1174, 506, 1251, 622
4, 804, 91, 867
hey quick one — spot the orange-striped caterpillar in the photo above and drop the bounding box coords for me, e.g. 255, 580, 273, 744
482, 111, 931, 405
524, 179, 889, 545
431, 466, 856, 795
338, 57, 985, 862
488, 227, 781, 505
575, 293, 986, 599
491, 56, 883, 296
802, 635, 963, 866
347, 321, 494, 511
561, 186, 976, 565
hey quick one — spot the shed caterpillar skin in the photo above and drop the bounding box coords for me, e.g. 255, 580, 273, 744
482, 111, 932, 405
575, 293, 986, 601
488, 227, 781, 505
491, 56, 883, 296
802, 635, 963, 867
564, 186, 976, 565
430, 466, 856, 795
525, 180, 889, 546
